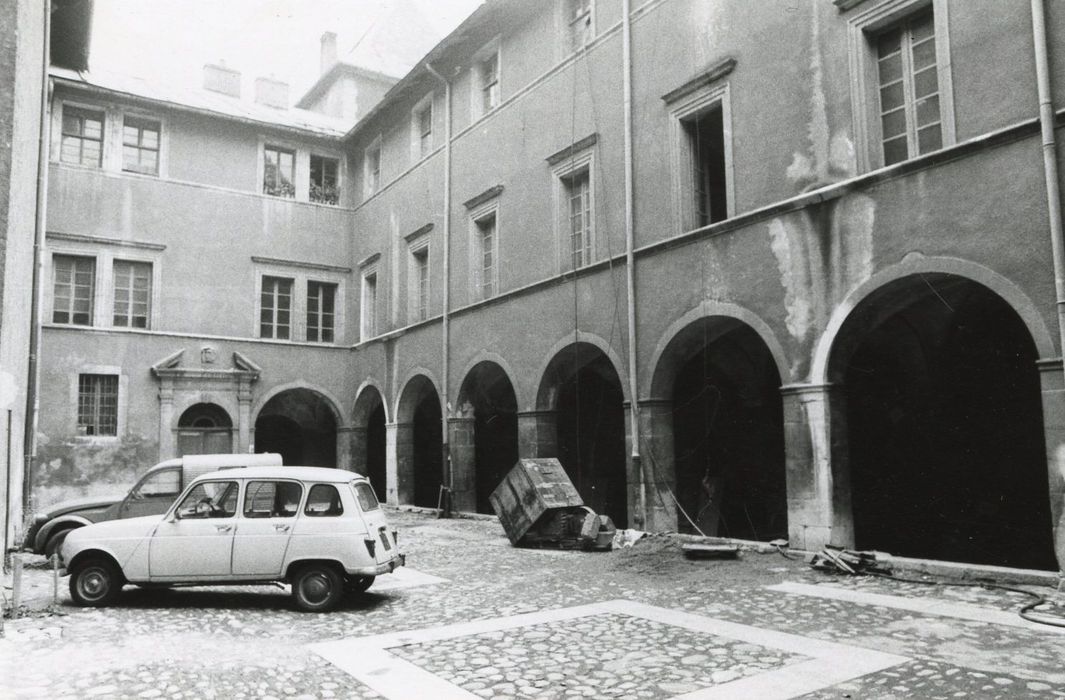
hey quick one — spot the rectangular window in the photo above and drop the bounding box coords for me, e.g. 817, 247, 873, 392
568, 0, 593, 51
563, 168, 592, 268
306, 280, 337, 343
876, 10, 941, 166
263, 145, 296, 198
121, 116, 160, 175
480, 53, 500, 114
52, 254, 95, 326
361, 270, 378, 339
681, 105, 727, 227
60, 106, 104, 167
310, 155, 339, 205
78, 374, 118, 436
476, 212, 497, 299
417, 104, 433, 158
260, 276, 293, 339
112, 260, 152, 329
410, 245, 429, 321
366, 143, 382, 196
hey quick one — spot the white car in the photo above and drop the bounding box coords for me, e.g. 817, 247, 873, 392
60, 466, 405, 612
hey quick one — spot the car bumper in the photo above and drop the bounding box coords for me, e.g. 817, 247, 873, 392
349, 552, 405, 576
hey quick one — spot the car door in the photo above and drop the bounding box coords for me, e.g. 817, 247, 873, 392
119, 467, 182, 519
231, 480, 302, 577
352, 480, 398, 566
149, 479, 239, 579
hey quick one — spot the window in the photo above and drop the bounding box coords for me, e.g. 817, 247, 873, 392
244, 481, 303, 518
563, 168, 592, 268
52, 254, 95, 325
305, 484, 344, 517
681, 104, 728, 228
60, 106, 104, 167
260, 276, 293, 339
176, 481, 239, 519
77, 374, 118, 436
567, 0, 593, 52
409, 244, 429, 321
354, 482, 379, 511
112, 260, 151, 329
306, 280, 337, 342
365, 140, 382, 196
361, 268, 378, 340
876, 10, 941, 166
310, 155, 339, 205
122, 117, 160, 175
479, 52, 500, 114
418, 103, 433, 158
132, 468, 181, 498
263, 145, 296, 198
475, 211, 498, 299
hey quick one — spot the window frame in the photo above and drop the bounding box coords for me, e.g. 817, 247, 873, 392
364, 136, 383, 198
306, 279, 338, 343
53, 100, 169, 177
258, 274, 295, 340
668, 82, 734, 234
111, 258, 153, 329
120, 115, 161, 176
262, 144, 297, 199
844, 0, 955, 171
69, 365, 126, 441
77, 373, 119, 437
47, 244, 162, 331
565, 0, 595, 54
469, 202, 500, 301
552, 149, 595, 272
407, 237, 430, 323
51, 253, 97, 326
360, 264, 379, 341
59, 104, 105, 168
411, 94, 435, 161
471, 39, 502, 120
309, 153, 341, 205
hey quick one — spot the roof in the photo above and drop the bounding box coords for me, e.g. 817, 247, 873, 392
50, 66, 352, 138
295, 62, 397, 111
195, 466, 367, 484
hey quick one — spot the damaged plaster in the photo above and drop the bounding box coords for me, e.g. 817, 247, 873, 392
31, 432, 158, 511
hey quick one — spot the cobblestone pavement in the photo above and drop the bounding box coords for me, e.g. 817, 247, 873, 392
2, 509, 1064, 699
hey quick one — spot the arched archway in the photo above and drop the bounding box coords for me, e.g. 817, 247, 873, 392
537, 342, 628, 527
829, 273, 1054, 569
177, 403, 233, 455
650, 316, 786, 539
457, 361, 519, 513
396, 374, 443, 508
254, 388, 338, 467
352, 385, 387, 500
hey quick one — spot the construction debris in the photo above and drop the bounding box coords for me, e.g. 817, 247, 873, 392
681, 543, 740, 560
808, 545, 890, 575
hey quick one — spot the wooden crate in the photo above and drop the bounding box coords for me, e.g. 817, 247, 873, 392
489, 458, 584, 544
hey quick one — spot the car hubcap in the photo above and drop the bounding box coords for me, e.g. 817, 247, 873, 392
302, 573, 330, 604
80, 569, 107, 599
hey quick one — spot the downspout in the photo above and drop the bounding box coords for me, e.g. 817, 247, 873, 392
1031, 0, 1065, 575
22, 0, 52, 519
622, 0, 645, 527
426, 62, 453, 517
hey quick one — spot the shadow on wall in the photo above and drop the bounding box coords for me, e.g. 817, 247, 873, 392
31, 433, 159, 510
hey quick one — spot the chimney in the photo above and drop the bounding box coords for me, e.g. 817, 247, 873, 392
203, 62, 241, 98
320, 31, 338, 75
255, 76, 290, 109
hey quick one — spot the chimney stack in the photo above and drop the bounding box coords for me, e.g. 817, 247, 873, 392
254, 76, 290, 109
203, 62, 241, 98
320, 31, 338, 75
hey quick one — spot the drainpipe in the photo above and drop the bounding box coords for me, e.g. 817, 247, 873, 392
22, 0, 52, 521
621, 0, 645, 527
426, 62, 453, 517
1031, 0, 1065, 576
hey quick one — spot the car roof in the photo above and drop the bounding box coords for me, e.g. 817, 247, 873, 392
192, 466, 366, 484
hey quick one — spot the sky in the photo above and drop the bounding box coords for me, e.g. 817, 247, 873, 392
88, 0, 484, 102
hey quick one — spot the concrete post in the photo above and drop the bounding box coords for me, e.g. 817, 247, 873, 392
517, 410, 557, 458
448, 415, 477, 512
336, 426, 354, 471
157, 380, 174, 459
1037, 358, 1065, 574
779, 383, 853, 552
387, 421, 414, 506
624, 399, 677, 532
350, 426, 369, 476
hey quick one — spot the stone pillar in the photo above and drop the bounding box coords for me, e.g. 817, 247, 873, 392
517, 410, 557, 458
387, 421, 415, 506
350, 426, 369, 476
1037, 358, 1065, 574
448, 415, 477, 512
336, 426, 354, 471
158, 380, 175, 459
779, 383, 853, 551
622, 400, 677, 533
236, 378, 253, 453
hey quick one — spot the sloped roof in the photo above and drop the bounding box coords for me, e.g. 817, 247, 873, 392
51, 66, 351, 138
343, 0, 445, 79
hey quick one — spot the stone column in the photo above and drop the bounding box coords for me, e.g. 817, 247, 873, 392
517, 410, 557, 458
1037, 358, 1065, 574
623, 399, 677, 533
387, 421, 415, 506
448, 415, 477, 513
236, 378, 253, 453
779, 383, 852, 552
336, 426, 354, 471
158, 380, 175, 459
350, 426, 369, 476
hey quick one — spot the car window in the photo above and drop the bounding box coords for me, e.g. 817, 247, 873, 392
175, 481, 238, 519
243, 481, 303, 518
354, 481, 379, 512
304, 484, 344, 517
135, 468, 181, 498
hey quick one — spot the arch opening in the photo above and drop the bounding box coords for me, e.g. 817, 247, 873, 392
255, 388, 337, 467
398, 375, 443, 508
353, 387, 388, 500
831, 273, 1055, 569
459, 362, 519, 514
177, 403, 233, 455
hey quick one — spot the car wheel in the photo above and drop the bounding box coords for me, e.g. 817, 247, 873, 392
345, 575, 375, 595
44, 527, 75, 560
291, 564, 343, 612
69, 558, 123, 607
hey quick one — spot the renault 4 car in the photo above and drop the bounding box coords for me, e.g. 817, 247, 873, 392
60, 466, 405, 612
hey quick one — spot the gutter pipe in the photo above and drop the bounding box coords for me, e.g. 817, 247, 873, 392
425, 62, 453, 517
621, 0, 645, 527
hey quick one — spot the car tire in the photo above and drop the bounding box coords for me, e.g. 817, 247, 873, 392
44, 527, 75, 560
291, 564, 343, 612
69, 558, 123, 607
345, 575, 375, 595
